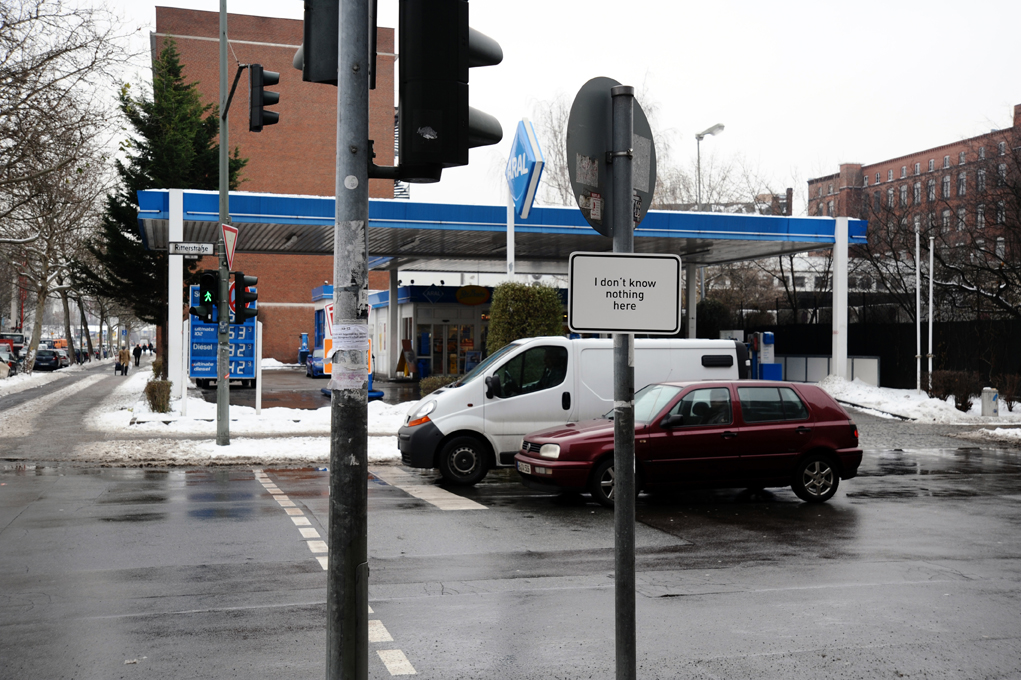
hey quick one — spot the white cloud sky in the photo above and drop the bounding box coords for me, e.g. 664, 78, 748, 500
110, 0, 1021, 211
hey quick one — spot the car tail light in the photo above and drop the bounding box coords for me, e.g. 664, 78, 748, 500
850, 422, 858, 443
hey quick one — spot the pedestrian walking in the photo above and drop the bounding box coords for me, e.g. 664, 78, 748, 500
117, 345, 131, 375
132, 343, 142, 367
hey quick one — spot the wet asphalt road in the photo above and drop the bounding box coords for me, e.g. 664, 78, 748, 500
2, 445, 1021, 679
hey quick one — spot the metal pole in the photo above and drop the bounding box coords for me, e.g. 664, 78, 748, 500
216, 0, 230, 445
928, 236, 934, 389
696, 137, 701, 211
327, 0, 369, 678
915, 226, 921, 393
610, 84, 635, 680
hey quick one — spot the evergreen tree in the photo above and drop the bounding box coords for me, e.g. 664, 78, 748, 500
76, 40, 246, 374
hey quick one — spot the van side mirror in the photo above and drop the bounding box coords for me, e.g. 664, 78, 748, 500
485, 375, 501, 399
660, 414, 683, 429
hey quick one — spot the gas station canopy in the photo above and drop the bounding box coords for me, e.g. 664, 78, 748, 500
137, 189, 866, 273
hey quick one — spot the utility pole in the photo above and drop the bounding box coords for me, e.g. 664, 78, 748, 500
216, 0, 230, 445
327, 0, 369, 678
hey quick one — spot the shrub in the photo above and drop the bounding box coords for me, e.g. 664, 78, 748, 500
928, 370, 981, 412
992, 373, 1021, 412
144, 379, 173, 413
696, 298, 734, 339
151, 357, 164, 379
420, 374, 459, 396
486, 282, 564, 354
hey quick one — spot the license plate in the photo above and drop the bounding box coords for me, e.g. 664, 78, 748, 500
517, 461, 531, 474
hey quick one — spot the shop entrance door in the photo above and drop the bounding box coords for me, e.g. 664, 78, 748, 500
417, 323, 476, 377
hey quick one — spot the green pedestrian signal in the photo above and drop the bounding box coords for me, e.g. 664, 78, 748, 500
190, 271, 219, 323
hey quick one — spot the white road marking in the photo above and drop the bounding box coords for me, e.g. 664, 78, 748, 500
299, 528, 320, 539
307, 540, 328, 553
316, 556, 329, 570
291, 516, 311, 526
368, 620, 393, 642
368, 605, 373, 613
377, 650, 416, 675
277, 499, 296, 507
370, 467, 487, 511
268, 489, 284, 495
284, 507, 303, 516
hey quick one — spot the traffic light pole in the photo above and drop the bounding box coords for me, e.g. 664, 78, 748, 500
216, 0, 230, 446
327, 0, 369, 678
610, 84, 636, 680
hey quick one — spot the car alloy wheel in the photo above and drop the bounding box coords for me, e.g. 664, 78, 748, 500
792, 454, 839, 503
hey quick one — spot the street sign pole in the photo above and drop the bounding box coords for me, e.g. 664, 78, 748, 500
610, 85, 636, 680
216, 0, 230, 446
327, 0, 369, 678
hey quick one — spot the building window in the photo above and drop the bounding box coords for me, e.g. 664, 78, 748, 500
863, 175, 869, 187
977, 205, 985, 229
996, 201, 1005, 224
827, 201, 834, 216
928, 159, 935, 172
928, 212, 936, 228
942, 210, 952, 230
887, 169, 893, 182
996, 237, 1006, 259
927, 179, 936, 202
913, 182, 921, 204
943, 155, 950, 169
959, 151, 966, 165
977, 168, 986, 192
794, 276, 806, 288
816, 202, 823, 215
998, 141, 1006, 155
914, 162, 920, 175
887, 188, 894, 207
997, 163, 1007, 186
957, 208, 966, 230
979, 146, 986, 159
900, 185, 908, 205
814, 275, 829, 290
957, 172, 966, 196
875, 172, 881, 184
942, 175, 951, 199
828, 184, 833, 195
901, 165, 907, 178
913, 214, 921, 233
873, 192, 880, 211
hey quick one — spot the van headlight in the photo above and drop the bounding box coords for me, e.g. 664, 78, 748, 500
539, 444, 560, 459
407, 400, 437, 427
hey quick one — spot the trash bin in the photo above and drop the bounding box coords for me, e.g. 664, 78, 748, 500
981, 387, 999, 417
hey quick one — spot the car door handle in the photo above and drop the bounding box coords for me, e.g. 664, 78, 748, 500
721, 431, 738, 439
795, 426, 812, 434
562, 392, 571, 410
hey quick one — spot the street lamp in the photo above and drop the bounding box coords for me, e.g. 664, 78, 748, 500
695, 123, 725, 212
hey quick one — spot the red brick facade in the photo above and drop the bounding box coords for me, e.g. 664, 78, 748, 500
156, 8, 395, 362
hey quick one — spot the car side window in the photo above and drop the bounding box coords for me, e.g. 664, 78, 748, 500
666, 387, 732, 426
778, 387, 809, 420
496, 345, 567, 397
737, 387, 786, 423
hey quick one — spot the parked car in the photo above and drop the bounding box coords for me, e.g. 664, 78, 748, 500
33, 349, 62, 371
306, 348, 327, 378
0, 346, 18, 377
54, 349, 70, 367
514, 380, 862, 506
399, 337, 748, 485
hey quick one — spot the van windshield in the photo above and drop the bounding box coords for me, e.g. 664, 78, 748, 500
451, 343, 520, 387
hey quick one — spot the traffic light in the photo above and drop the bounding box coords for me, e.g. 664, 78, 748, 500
249, 64, 280, 132
190, 271, 218, 323
297, 0, 339, 85
398, 0, 503, 182
233, 272, 258, 324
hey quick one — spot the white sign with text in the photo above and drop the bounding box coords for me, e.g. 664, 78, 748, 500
568, 252, 681, 334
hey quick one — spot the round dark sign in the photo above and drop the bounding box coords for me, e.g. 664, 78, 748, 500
566, 77, 657, 237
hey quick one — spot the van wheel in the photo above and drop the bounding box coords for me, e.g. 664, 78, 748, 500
437, 436, 490, 486
791, 453, 839, 503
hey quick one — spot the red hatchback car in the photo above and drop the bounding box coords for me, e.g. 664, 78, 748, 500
514, 380, 862, 506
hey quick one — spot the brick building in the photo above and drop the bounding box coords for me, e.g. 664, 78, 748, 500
153, 7, 395, 362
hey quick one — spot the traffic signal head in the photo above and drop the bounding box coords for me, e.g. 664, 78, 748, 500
233, 272, 258, 324
189, 271, 218, 323
398, 0, 502, 182
249, 64, 280, 132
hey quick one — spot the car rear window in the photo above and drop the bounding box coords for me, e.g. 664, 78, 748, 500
38, 350, 55, 357
738, 386, 809, 423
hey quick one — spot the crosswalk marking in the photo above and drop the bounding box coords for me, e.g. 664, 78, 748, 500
377, 650, 417, 675
370, 467, 487, 511
299, 527, 320, 539
368, 620, 393, 642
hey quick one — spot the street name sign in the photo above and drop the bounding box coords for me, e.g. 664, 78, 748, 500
169, 242, 214, 256
568, 252, 680, 334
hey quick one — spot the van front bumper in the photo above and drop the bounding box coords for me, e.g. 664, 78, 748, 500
398, 420, 445, 469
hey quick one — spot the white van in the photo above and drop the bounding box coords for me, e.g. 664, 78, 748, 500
398, 336, 748, 484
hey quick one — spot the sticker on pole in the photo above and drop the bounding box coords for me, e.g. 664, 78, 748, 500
568, 252, 680, 334
221, 223, 239, 270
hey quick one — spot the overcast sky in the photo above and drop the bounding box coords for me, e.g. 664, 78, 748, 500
109, 0, 1020, 212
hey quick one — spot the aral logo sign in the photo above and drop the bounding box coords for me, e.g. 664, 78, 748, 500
505, 118, 544, 219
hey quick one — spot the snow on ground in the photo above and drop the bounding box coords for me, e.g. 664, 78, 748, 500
0, 358, 116, 398
261, 358, 301, 370
818, 375, 1021, 445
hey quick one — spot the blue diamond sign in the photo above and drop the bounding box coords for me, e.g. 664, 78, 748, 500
505, 118, 544, 219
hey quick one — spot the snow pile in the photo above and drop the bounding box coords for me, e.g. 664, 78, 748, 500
817, 375, 1021, 425
261, 358, 301, 369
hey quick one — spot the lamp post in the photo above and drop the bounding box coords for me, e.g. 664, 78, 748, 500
695, 123, 724, 212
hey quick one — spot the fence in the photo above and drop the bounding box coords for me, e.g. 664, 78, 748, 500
777, 355, 880, 386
